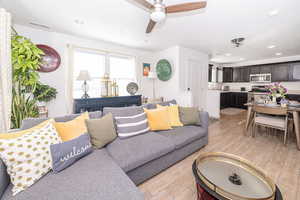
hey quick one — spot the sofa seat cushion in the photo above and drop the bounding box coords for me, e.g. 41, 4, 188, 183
1, 149, 144, 200
158, 126, 207, 149
106, 132, 175, 172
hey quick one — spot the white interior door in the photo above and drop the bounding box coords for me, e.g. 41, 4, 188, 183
188, 59, 202, 108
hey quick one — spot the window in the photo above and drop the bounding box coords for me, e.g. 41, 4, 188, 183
109, 55, 136, 96
73, 48, 136, 98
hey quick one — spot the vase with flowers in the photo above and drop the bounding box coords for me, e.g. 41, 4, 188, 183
266, 82, 288, 104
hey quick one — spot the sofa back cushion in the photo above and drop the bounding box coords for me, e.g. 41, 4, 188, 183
103, 106, 143, 117
20, 111, 102, 130
145, 99, 177, 109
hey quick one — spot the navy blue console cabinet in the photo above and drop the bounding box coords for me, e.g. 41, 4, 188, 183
73, 95, 142, 114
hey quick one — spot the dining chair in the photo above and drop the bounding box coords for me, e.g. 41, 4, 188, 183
252, 105, 289, 145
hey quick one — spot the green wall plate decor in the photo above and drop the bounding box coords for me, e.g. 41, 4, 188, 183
156, 59, 172, 81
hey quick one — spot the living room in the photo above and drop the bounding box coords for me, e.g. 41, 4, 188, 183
0, 0, 299, 200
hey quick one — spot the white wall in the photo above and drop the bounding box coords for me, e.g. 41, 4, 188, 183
15, 25, 210, 117
142, 46, 209, 109
14, 24, 154, 117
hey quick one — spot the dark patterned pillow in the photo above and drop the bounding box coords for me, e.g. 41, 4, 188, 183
50, 133, 93, 173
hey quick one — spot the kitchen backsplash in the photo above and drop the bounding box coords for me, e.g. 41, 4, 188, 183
222, 82, 300, 92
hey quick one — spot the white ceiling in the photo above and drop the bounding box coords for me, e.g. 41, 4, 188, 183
1, 0, 300, 63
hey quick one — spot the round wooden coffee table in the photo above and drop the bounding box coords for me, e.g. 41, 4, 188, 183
192, 152, 283, 200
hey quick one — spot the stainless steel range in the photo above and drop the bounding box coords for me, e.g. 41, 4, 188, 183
248, 85, 270, 103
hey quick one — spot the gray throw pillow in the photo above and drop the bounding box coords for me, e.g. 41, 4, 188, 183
178, 106, 200, 125
50, 133, 93, 173
85, 113, 117, 148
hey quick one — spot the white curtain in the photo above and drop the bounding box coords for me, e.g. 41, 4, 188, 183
65, 44, 74, 114
0, 8, 12, 132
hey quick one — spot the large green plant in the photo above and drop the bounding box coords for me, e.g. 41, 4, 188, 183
11, 35, 45, 128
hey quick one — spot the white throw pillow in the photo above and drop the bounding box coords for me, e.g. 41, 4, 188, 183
0, 119, 62, 195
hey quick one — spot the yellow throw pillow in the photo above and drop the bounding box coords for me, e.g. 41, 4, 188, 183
157, 104, 183, 127
54, 112, 89, 142
0, 119, 54, 139
143, 108, 172, 131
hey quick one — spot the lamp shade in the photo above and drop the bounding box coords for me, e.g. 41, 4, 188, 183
76, 70, 91, 81
148, 71, 157, 79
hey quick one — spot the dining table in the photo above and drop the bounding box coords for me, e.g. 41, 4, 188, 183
245, 102, 300, 150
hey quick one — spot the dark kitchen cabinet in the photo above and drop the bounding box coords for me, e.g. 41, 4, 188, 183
220, 92, 231, 109
208, 64, 213, 82
220, 92, 248, 110
223, 67, 233, 82
241, 67, 250, 82
250, 66, 260, 74
260, 65, 272, 74
289, 62, 300, 81
286, 94, 300, 102
232, 67, 249, 82
272, 63, 290, 82
233, 68, 241, 82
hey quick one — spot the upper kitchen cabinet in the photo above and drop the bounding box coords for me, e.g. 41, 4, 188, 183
272, 63, 290, 82
232, 67, 249, 82
249, 66, 260, 74
208, 64, 213, 82
241, 67, 250, 82
233, 67, 241, 82
289, 62, 300, 81
223, 67, 233, 82
260, 65, 272, 74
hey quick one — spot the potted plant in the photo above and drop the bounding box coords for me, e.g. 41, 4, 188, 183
266, 82, 288, 104
33, 82, 57, 106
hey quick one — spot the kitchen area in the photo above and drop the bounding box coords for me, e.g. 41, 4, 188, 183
207, 61, 300, 119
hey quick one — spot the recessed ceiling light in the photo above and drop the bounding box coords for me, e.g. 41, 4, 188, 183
239, 58, 245, 61
267, 45, 276, 49
275, 52, 282, 56
74, 19, 84, 25
225, 53, 232, 56
268, 9, 279, 16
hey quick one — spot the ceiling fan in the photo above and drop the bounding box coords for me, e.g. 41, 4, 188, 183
131, 0, 207, 33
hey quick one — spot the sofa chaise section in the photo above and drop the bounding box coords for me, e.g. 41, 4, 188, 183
108, 111, 209, 185
1, 149, 144, 200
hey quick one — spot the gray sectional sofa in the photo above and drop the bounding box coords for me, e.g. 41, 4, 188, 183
0, 102, 209, 200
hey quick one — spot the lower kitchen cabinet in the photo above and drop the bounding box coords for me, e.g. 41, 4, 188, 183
220, 92, 248, 110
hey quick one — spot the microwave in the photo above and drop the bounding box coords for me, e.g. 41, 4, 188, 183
249, 73, 271, 83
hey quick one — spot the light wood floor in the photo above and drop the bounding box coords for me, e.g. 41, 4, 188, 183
138, 111, 300, 200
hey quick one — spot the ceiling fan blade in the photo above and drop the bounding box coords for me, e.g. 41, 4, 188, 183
146, 19, 156, 33
131, 0, 154, 10
166, 2, 207, 13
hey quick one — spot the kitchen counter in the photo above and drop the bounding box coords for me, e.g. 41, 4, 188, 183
208, 89, 300, 95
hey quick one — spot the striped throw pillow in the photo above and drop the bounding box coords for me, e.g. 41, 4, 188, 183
115, 112, 150, 138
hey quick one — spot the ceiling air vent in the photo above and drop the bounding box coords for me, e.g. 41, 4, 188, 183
29, 22, 51, 30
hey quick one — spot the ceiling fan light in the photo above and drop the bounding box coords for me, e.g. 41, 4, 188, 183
150, 11, 166, 22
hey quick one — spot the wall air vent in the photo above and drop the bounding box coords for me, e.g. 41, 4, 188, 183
29, 22, 51, 30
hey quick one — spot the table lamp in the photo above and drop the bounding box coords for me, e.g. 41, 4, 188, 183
148, 71, 157, 99
77, 70, 91, 98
